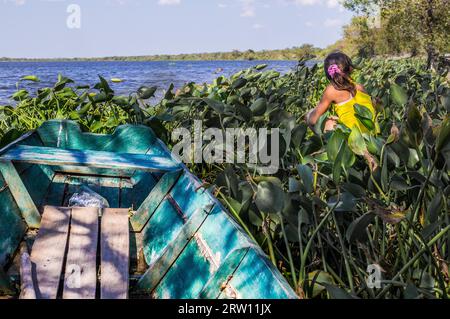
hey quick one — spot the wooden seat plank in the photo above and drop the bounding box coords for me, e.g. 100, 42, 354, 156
0, 145, 179, 172
101, 208, 130, 299
62, 207, 99, 299
30, 206, 71, 299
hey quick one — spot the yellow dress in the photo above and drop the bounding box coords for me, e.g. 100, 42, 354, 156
333, 90, 379, 134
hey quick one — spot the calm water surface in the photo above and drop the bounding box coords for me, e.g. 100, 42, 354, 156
0, 60, 298, 104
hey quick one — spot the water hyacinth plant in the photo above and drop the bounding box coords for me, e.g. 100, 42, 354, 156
0, 58, 449, 299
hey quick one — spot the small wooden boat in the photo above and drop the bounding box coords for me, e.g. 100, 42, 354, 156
0, 120, 297, 299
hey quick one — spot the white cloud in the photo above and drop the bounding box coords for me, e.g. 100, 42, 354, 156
240, 0, 256, 17
218, 3, 228, 8
326, 0, 340, 8
3, 0, 26, 5
157, 0, 181, 6
291, 0, 321, 5
287, 0, 344, 8
305, 21, 313, 27
252, 23, 264, 29
324, 18, 342, 27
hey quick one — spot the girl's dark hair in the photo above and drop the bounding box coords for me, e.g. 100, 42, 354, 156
324, 51, 356, 96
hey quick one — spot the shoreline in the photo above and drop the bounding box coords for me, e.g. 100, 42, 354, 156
0, 59, 299, 63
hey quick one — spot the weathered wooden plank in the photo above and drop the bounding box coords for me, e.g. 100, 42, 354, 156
198, 248, 249, 299
130, 170, 181, 231
51, 165, 135, 178
0, 161, 41, 228
140, 173, 215, 266
1, 145, 180, 173
19, 252, 36, 299
31, 206, 71, 299
101, 208, 130, 299
170, 173, 214, 219
218, 247, 298, 299
141, 199, 185, 266
137, 206, 211, 293
53, 173, 133, 189
0, 188, 27, 267
63, 207, 99, 299
151, 239, 211, 299
151, 205, 249, 299
98, 125, 157, 154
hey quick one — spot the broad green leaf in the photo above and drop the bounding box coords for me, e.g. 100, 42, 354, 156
327, 130, 346, 161
308, 271, 335, 298
427, 191, 443, 223
354, 103, 373, 119
297, 164, 314, 194
436, 116, 450, 153
250, 98, 267, 116
255, 180, 285, 214
390, 83, 408, 105
322, 283, 357, 299
346, 212, 375, 242
291, 123, 307, 149
203, 98, 226, 114
231, 78, 247, 90
21, 75, 40, 82
348, 126, 367, 156
137, 86, 157, 99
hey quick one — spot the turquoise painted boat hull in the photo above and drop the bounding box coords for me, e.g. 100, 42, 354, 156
0, 120, 297, 299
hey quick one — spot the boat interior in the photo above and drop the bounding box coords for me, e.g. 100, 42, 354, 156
0, 120, 296, 300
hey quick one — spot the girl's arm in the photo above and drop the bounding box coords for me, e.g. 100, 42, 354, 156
306, 87, 333, 128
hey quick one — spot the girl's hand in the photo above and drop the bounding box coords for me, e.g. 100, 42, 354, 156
324, 116, 339, 132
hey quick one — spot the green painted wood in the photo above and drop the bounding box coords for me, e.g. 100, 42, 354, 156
0, 161, 41, 228
51, 165, 135, 178
0, 188, 27, 267
42, 180, 67, 207
130, 170, 181, 231
151, 237, 212, 299
155, 205, 253, 298
198, 248, 249, 299
141, 199, 184, 266
169, 173, 214, 218
52, 173, 132, 189
0, 120, 298, 299
19, 164, 53, 209
36, 121, 165, 178
89, 184, 120, 209
1, 145, 180, 173
151, 204, 253, 299
140, 173, 215, 267
218, 247, 298, 299
120, 173, 157, 210
136, 205, 212, 293
0, 266, 14, 295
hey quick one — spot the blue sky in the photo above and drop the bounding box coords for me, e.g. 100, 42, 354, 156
0, 0, 353, 58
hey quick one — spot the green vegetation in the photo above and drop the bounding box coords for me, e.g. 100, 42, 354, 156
0, 44, 319, 62
341, 0, 450, 67
1, 56, 449, 299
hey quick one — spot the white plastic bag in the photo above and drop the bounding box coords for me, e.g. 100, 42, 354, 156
68, 185, 110, 208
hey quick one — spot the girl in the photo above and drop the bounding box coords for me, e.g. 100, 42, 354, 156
306, 51, 378, 170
